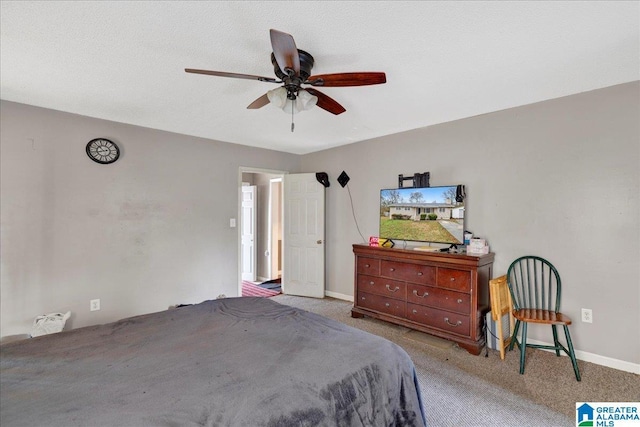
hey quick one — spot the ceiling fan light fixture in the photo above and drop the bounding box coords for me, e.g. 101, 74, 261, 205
267, 87, 288, 108
297, 89, 318, 111
267, 87, 317, 114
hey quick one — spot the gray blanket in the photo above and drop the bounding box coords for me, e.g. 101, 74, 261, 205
1, 297, 426, 426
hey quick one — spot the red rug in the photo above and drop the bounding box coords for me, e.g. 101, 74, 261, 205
242, 281, 280, 298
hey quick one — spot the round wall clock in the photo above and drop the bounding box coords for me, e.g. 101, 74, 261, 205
86, 138, 120, 164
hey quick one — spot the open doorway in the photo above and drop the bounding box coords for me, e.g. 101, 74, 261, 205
268, 177, 283, 281
239, 168, 284, 297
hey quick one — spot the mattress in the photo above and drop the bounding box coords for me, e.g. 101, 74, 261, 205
1, 297, 426, 426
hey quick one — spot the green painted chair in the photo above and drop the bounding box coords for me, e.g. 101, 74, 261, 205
506, 256, 581, 381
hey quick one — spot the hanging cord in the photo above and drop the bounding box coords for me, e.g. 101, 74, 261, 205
291, 98, 295, 132
346, 183, 366, 243
483, 315, 514, 357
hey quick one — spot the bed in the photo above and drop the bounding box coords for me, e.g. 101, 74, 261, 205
1, 297, 426, 426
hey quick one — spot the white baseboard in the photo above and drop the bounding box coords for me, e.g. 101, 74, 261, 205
525, 338, 639, 375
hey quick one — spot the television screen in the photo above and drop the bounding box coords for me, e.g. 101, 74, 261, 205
379, 185, 465, 245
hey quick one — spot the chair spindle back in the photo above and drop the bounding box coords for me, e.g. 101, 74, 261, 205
507, 256, 562, 313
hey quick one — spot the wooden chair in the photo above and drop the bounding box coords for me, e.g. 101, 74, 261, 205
488, 275, 514, 360
506, 256, 581, 381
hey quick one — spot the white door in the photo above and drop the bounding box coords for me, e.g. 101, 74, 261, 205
241, 185, 257, 282
282, 173, 325, 298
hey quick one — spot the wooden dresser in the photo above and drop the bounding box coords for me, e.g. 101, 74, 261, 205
352, 244, 494, 355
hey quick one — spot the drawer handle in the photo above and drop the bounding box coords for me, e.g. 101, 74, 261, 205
361, 296, 366, 300
444, 317, 462, 327
412, 289, 429, 298
385, 303, 390, 307
369, 281, 375, 285
417, 272, 423, 276
412, 309, 418, 314
450, 277, 455, 282
365, 264, 370, 268
386, 285, 400, 292
457, 299, 463, 304
389, 268, 395, 272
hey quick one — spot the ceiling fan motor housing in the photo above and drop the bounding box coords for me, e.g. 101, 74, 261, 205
272, 50, 315, 98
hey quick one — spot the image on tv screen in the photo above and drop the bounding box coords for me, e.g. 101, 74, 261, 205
379, 185, 465, 245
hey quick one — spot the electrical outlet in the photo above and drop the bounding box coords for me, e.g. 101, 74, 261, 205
581, 308, 592, 323
90, 299, 101, 312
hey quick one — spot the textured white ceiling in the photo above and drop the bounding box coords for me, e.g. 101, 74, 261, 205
1, 1, 638, 154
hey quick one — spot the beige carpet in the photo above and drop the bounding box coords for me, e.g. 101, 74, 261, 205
272, 295, 640, 426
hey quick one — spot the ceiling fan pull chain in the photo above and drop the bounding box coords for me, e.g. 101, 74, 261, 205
291, 102, 295, 132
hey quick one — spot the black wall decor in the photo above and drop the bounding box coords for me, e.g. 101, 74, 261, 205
316, 172, 330, 188
338, 171, 350, 187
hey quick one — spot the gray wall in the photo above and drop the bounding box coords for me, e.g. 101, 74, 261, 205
0, 101, 300, 336
2, 81, 638, 368
301, 82, 639, 366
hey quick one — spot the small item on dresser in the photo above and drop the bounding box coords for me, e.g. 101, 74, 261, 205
467, 238, 489, 254
464, 231, 473, 245
369, 236, 379, 247
380, 239, 395, 248
469, 238, 486, 248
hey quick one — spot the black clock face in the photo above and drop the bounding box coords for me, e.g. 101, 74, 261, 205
86, 138, 120, 164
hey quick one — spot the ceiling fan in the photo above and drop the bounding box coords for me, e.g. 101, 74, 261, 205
185, 29, 386, 126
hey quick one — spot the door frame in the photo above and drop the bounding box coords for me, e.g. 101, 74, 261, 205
237, 167, 287, 296
268, 177, 283, 280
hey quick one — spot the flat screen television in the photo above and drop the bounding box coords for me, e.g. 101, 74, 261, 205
379, 185, 465, 245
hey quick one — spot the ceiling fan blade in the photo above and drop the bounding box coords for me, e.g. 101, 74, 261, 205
185, 68, 278, 83
269, 29, 300, 76
307, 72, 386, 87
304, 88, 346, 115
247, 93, 271, 109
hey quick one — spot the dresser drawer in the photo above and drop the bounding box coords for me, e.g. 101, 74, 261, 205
406, 284, 471, 314
407, 303, 471, 337
357, 275, 406, 299
357, 291, 406, 318
437, 268, 471, 292
380, 260, 435, 285
357, 257, 380, 276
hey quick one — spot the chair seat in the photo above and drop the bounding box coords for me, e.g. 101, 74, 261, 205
513, 309, 572, 325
